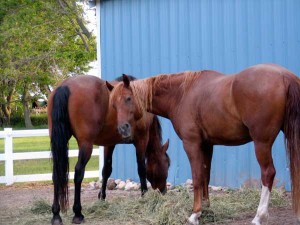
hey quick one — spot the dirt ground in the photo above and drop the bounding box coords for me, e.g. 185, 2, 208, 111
0, 183, 298, 225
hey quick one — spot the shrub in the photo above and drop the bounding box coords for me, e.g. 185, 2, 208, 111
31, 114, 48, 127
6, 114, 48, 128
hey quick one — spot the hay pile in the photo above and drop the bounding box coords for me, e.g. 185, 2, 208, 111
29, 187, 289, 225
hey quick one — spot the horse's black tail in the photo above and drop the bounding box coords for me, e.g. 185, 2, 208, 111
284, 78, 300, 216
50, 86, 71, 213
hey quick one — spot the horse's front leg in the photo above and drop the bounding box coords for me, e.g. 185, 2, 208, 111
98, 145, 115, 200
183, 139, 206, 225
72, 143, 92, 224
202, 143, 213, 208
134, 139, 148, 196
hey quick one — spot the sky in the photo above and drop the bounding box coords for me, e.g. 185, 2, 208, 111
80, 1, 99, 77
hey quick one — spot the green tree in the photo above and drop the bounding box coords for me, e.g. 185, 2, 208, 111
0, 0, 96, 127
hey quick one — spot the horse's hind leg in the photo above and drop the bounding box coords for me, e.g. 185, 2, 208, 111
72, 143, 92, 224
98, 145, 115, 200
51, 181, 63, 225
252, 141, 276, 225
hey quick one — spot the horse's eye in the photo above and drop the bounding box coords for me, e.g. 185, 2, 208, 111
125, 96, 131, 103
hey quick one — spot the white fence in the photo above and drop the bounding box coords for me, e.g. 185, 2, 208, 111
0, 128, 104, 185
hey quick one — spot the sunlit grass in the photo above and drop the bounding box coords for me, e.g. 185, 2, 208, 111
0, 136, 78, 153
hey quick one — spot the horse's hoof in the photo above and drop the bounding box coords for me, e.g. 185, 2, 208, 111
186, 212, 201, 225
98, 191, 106, 200
251, 217, 261, 225
51, 215, 63, 225
141, 189, 148, 197
72, 215, 84, 224
186, 220, 199, 225
202, 200, 210, 208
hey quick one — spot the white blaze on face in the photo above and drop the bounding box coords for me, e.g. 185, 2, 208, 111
188, 212, 201, 225
252, 185, 270, 225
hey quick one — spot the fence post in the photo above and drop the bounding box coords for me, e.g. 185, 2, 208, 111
4, 128, 13, 185
99, 146, 104, 180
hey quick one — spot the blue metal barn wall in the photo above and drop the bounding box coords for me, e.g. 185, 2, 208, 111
100, 0, 300, 190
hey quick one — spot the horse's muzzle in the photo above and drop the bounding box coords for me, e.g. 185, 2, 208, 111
160, 187, 167, 195
118, 123, 132, 139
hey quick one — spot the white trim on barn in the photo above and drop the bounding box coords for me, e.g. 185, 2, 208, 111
96, 0, 102, 78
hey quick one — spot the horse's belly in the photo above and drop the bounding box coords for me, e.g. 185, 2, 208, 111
211, 135, 252, 146
205, 123, 252, 146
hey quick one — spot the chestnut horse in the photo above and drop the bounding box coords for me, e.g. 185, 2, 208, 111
48, 75, 170, 225
108, 64, 300, 225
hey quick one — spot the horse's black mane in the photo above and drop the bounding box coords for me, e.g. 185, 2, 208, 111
114, 75, 137, 81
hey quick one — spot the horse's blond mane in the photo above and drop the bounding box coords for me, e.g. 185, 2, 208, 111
131, 79, 153, 111
110, 71, 201, 114
151, 71, 200, 96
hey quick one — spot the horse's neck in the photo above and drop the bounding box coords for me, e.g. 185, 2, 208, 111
144, 73, 188, 118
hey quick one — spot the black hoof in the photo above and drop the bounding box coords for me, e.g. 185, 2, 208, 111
98, 191, 106, 200
141, 189, 148, 197
72, 214, 84, 224
51, 215, 63, 225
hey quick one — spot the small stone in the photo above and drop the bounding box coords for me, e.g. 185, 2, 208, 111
95, 181, 102, 189
88, 181, 97, 190
132, 182, 141, 191
125, 181, 134, 191
167, 182, 174, 190
116, 181, 126, 190
211, 186, 223, 191
107, 178, 117, 190
126, 179, 132, 184
186, 179, 193, 186
115, 179, 122, 185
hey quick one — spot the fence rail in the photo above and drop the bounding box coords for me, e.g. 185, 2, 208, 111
0, 128, 103, 185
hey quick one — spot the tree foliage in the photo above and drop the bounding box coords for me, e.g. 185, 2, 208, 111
0, 0, 96, 127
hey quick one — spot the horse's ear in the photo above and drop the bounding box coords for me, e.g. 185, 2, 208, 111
122, 74, 130, 88
106, 81, 114, 91
162, 139, 169, 153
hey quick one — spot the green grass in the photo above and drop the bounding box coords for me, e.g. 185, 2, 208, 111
0, 136, 99, 178
0, 136, 78, 153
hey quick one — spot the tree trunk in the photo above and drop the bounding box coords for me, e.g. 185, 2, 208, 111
0, 105, 10, 126
22, 84, 33, 129
0, 79, 15, 125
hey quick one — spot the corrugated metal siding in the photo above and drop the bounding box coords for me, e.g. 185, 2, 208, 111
100, 0, 300, 190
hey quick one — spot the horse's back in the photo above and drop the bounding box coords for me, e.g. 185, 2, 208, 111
188, 64, 298, 145
49, 75, 110, 140
231, 64, 298, 141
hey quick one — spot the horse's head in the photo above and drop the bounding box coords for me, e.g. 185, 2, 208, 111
146, 139, 170, 193
106, 74, 143, 139
107, 75, 170, 193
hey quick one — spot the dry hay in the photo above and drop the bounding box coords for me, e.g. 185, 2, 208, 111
23, 187, 289, 225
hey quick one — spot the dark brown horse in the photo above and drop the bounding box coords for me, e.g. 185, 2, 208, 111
48, 75, 170, 225
108, 64, 300, 225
